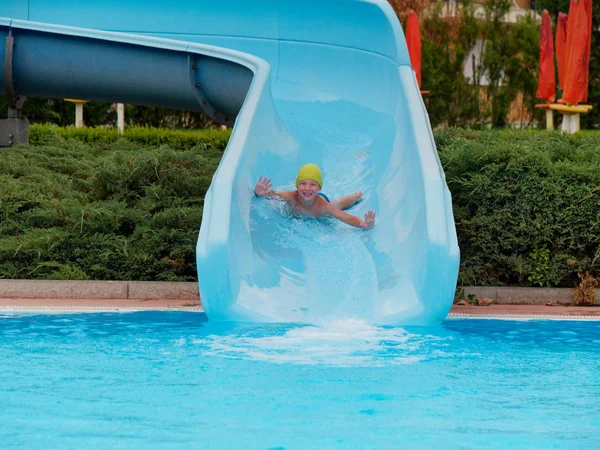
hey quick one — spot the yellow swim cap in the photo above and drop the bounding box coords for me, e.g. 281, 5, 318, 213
296, 164, 323, 188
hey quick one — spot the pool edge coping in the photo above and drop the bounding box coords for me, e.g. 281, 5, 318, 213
0, 281, 596, 304
2, 305, 600, 321
2, 280, 600, 319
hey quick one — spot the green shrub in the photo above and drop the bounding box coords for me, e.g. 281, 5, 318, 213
29, 124, 231, 150
437, 129, 600, 287
0, 133, 222, 281
3, 127, 600, 285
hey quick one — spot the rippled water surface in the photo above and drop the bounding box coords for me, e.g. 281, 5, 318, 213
1, 312, 599, 449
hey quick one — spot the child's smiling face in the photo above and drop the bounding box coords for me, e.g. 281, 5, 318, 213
297, 179, 320, 203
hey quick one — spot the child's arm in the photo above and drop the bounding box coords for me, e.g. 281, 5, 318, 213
254, 177, 293, 201
326, 204, 376, 230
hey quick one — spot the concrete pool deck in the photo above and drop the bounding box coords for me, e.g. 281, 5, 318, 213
1, 280, 600, 318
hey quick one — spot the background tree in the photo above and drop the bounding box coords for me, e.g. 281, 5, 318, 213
0, 97, 217, 128
478, 0, 539, 127
0, 97, 116, 126
387, 0, 431, 21
421, 1, 483, 127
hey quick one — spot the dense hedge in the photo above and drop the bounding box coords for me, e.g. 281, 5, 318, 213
437, 129, 600, 287
30, 124, 231, 150
0, 128, 225, 281
2, 126, 600, 286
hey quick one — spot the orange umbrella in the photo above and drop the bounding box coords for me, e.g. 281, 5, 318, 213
564, 0, 578, 72
555, 12, 568, 89
405, 11, 422, 88
536, 10, 555, 102
563, 0, 592, 104
581, 0, 593, 103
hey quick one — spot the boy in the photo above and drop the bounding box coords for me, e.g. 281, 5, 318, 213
254, 163, 376, 230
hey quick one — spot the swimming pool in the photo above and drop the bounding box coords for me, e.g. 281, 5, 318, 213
1, 312, 598, 449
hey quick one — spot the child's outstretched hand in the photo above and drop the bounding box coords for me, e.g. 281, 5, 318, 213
360, 210, 376, 230
254, 176, 272, 196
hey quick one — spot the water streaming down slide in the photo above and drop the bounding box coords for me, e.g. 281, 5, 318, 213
0, 0, 459, 325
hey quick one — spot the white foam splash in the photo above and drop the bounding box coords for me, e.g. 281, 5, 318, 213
195, 319, 451, 367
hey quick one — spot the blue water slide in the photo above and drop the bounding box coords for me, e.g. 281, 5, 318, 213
0, 0, 459, 325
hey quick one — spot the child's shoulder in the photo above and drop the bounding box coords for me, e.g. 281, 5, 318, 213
314, 196, 336, 213
282, 191, 297, 201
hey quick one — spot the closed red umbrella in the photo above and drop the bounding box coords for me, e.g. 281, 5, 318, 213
564, 0, 578, 74
563, 0, 592, 104
581, 0, 593, 103
536, 10, 555, 102
405, 11, 421, 88
555, 12, 568, 90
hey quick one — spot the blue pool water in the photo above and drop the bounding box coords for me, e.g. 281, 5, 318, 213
1, 312, 599, 449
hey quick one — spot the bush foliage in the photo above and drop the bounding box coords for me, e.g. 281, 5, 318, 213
436, 129, 600, 287
0, 128, 225, 281
2, 127, 600, 286
30, 124, 231, 150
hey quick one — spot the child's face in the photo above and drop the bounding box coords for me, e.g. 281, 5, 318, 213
297, 179, 320, 202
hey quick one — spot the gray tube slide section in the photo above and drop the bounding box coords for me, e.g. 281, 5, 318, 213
0, 18, 253, 126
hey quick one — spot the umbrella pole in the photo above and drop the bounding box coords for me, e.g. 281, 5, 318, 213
545, 110, 554, 129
